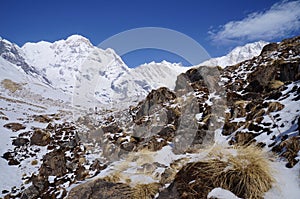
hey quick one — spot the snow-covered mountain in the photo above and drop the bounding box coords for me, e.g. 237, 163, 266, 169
0, 35, 268, 109
18, 35, 189, 108
0, 39, 50, 84
0, 56, 71, 108
21, 35, 128, 94
200, 41, 268, 68
133, 61, 188, 89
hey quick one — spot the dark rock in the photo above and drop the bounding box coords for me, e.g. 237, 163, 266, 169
67, 179, 133, 199
175, 66, 220, 93
40, 149, 67, 177
135, 87, 176, 120
102, 124, 122, 134
267, 91, 282, 100
8, 158, 20, 165
12, 138, 29, 146
272, 136, 300, 168
277, 62, 300, 82
2, 190, 9, 194
2, 151, 20, 165
33, 115, 52, 123
260, 43, 279, 56
2, 151, 13, 161
0, 115, 9, 120
247, 123, 264, 133
75, 165, 88, 181
30, 129, 51, 146
245, 80, 264, 93
90, 159, 107, 172
3, 122, 26, 132
234, 132, 257, 146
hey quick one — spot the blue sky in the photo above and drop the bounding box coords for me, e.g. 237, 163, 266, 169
1, 0, 300, 67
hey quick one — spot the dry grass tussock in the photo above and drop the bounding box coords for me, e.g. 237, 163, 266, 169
269, 80, 284, 89
214, 146, 275, 198
174, 145, 275, 199
1, 79, 24, 93
132, 183, 160, 199
275, 136, 300, 167
101, 172, 122, 183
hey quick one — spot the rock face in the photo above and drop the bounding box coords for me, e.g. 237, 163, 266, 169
135, 87, 177, 120
40, 149, 67, 177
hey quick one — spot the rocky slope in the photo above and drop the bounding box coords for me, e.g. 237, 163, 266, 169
65, 35, 299, 198
0, 35, 298, 199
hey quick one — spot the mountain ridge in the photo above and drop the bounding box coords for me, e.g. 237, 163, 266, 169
200, 40, 268, 68
1, 35, 268, 109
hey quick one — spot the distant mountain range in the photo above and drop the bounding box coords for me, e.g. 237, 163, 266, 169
0, 35, 268, 109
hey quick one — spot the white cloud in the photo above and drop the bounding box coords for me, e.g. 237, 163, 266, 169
210, 1, 300, 44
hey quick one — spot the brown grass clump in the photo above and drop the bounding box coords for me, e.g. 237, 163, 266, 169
269, 80, 284, 89
215, 146, 275, 198
267, 102, 285, 113
273, 136, 300, 168
168, 145, 275, 199
1, 79, 23, 93
133, 183, 160, 199
31, 160, 38, 165
102, 173, 122, 183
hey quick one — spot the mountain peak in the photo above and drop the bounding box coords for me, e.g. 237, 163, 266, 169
65, 34, 91, 45
104, 48, 117, 54
140, 60, 183, 67
230, 41, 268, 54
0, 37, 13, 46
200, 40, 269, 68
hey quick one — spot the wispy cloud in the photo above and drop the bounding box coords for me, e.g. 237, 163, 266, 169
209, 1, 300, 45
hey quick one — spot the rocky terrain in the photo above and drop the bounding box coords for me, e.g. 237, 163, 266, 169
0, 35, 299, 198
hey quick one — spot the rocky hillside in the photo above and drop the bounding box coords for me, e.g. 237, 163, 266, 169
1, 35, 299, 199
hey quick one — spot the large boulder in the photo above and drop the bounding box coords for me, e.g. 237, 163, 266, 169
30, 129, 51, 146
39, 149, 67, 177
67, 179, 133, 199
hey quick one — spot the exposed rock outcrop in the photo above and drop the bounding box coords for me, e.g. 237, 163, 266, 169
3, 122, 26, 132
